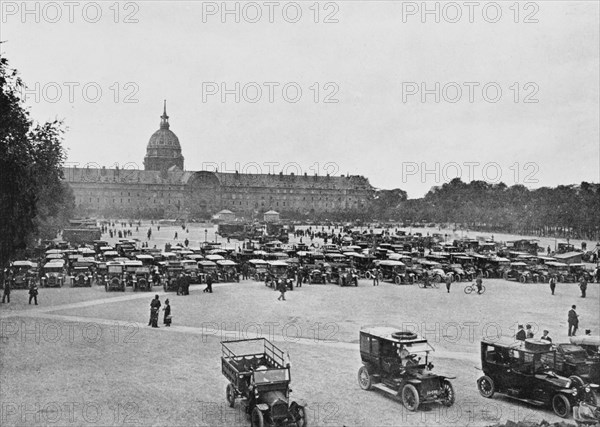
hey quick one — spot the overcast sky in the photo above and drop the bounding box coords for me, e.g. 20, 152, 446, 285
2, 1, 598, 197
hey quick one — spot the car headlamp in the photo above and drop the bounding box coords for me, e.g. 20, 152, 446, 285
571, 387, 578, 395
585, 386, 590, 393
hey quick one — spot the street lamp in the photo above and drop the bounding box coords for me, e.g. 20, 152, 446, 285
204, 229, 207, 242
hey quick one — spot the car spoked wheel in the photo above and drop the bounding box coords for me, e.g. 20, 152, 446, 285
552, 394, 570, 418
401, 384, 420, 411
477, 375, 495, 398
441, 380, 455, 407
358, 366, 372, 390
293, 405, 307, 427
251, 407, 264, 427
226, 383, 235, 408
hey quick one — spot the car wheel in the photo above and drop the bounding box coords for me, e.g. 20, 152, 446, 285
226, 383, 235, 408
552, 394, 570, 418
294, 406, 307, 427
251, 407, 264, 427
503, 272, 509, 280
441, 380, 455, 407
433, 275, 442, 283
484, 271, 490, 279
358, 366, 372, 390
338, 278, 342, 287
394, 276, 401, 285
519, 275, 526, 283
365, 271, 372, 280
477, 375, 495, 398
401, 384, 420, 412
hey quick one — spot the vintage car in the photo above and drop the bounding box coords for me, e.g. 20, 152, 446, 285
419, 260, 446, 283
358, 327, 455, 411
477, 337, 598, 418
571, 335, 600, 358
248, 259, 268, 281
181, 259, 201, 284
132, 266, 152, 291
451, 255, 477, 280
481, 256, 510, 278
9, 260, 38, 289
217, 260, 240, 283
104, 261, 125, 292
123, 260, 144, 287
221, 338, 306, 427
443, 263, 468, 282
265, 261, 293, 291
198, 260, 219, 283
554, 343, 600, 385
41, 260, 66, 288
69, 260, 95, 287
545, 262, 573, 283
307, 265, 327, 284
338, 266, 359, 287
529, 264, 550, 283
163, 261, 184, 292
569, 264, 594, 283
378, 260, 413, 284
503, 262, 534, 283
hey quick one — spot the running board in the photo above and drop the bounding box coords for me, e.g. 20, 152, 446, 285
372, 383, 398, 395
504, 395, 545, 406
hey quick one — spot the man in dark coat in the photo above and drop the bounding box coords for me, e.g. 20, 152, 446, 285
2, 271, 11, 303
549, 275, 556, 295
149, 295, 161, 327
579, 278, 587, 298
568, 305, 579, 337
204, 274, 213, 293
277, 279, 287, 301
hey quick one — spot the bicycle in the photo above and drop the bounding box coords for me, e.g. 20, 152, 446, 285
464, 282, 486, 294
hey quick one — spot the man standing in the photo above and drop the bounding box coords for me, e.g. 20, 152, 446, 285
475, 274, 483, 294
579, 277, 587, 298
515, 324, 526, 341
277, 279, 287, 301
445, 274, 452, 293
149, 295, 161, 328
549, 275, 556, 295
2, 271, 11, 303
372, 267, 379, 286
28, 282, 38, 305
204, 274, 213, 293
526, 324, 534, 339
568, 305, 579, 337
540, 330, 552, 342
296, 268, 302, 288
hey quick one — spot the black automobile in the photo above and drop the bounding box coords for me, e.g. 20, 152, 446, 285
554, 343, 600, 386
358, 327, 455, 411
477, 337, 598, 418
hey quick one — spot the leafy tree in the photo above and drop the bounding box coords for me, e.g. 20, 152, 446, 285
0, 53, 73, 267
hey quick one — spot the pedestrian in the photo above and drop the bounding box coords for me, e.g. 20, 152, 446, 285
515, 324, 526, 341
372, 267, 380, 286
296, 268, 302, 288
526, 324, 534, 339
423, 273, 430, 288
475, 274, 483, 294
176, 273, 183, 296
204, 274, 213, 293
549, 275, 556, 295
445, 274, 452, 293
579, 277, 587, 298
149, 295, 161, 328
2, 271, 11, 303
568, 305, 579, 337
277, 279, 287, 301
242, 263, 249, 280
163, 299, 172, 327
28, 283, 38, 305
540, 330, 552, 342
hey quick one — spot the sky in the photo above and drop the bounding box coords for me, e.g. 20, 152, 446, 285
2, 1, 599, 198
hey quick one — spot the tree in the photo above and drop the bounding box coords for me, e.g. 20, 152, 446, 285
0, 53, 73, 267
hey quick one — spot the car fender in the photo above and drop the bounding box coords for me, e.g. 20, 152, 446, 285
408, 379, 422, 385
290, 399, 307, 408
439, 375, 457, 380
255, 403, 269, 412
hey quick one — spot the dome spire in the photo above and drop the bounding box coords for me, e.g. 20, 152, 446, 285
160, 99, 170, 129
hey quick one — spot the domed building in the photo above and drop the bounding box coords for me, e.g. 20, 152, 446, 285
143, 101, 184, 171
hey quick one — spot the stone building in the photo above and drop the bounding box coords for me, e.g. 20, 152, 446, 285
64, 104, 374, 219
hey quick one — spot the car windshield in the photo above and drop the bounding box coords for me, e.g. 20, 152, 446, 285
253, 368, 289, 384
560, 345, 588, 358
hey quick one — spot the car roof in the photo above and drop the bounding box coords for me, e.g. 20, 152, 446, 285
570, 335, 600, 346
482, 337, 553, 353
361, 326, 429, 346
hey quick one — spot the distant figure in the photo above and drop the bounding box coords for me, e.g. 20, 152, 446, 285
2, 272, 11, 303
549, 275, 556, 295
149, 295, 161, 328
277, 279, 287, 301
568, 305, 579, 337
204, 274, 213, 293
445, 274, 452, 293
475, 275, 483, 294
579, 278, 587, 298
540, 330, 552, 342
28, 283, 38, 305
174, 232, 178, 240
515, 324, 526, 341
372, 268, 380, 286
163, 299, 172, 327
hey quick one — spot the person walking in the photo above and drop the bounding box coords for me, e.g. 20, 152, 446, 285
445, 274, 452, 293
372, 267, 380, 286
296, 268, 302, 288
149, 295, 161, 327
28, 283, 38, 305
277, 279, 287, 301
2, 272, 11, 303
204, 274, 213, 293
568, 305, 579, 337
475, 274, 483, 294
549, 275, 556, 295
579, 277, 587, 298
163, 299, 172, 327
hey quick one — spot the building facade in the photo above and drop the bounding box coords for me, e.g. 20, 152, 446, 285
64, 104, 374, 219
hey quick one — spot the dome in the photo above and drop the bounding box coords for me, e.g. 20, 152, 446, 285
144, 101, 184, 171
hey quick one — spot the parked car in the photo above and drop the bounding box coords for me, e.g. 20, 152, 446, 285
104, 261, 125, 292
216, 260, 239, 283
503, 262, 533, 283
265, 261, 292, 290
378, 260, 413, 284
358, 326, 455, 412
69, 260, 95, 287
248, 259, 268, 281
9, 260, 38, 289
476, 337, 598, 418
132, 266, 152, 291
41, 261, 66, 288
554, 343, 600, 385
